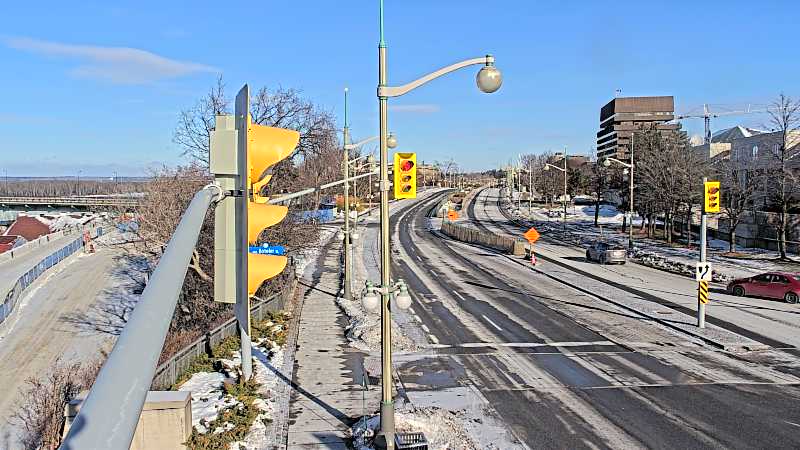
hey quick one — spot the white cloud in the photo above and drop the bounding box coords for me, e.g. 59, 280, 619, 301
388, 104, 441, 113
4, 36, 218, 84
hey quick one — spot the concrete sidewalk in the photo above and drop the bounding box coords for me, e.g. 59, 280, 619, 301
287, 241, 379, 449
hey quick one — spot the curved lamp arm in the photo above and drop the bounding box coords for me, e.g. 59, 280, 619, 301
378, 55, 494, 98
605, 157, 633, 168
544, 163, 566, 173
345, 135, 379, 150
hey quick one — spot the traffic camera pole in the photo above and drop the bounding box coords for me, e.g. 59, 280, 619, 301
698, 176, 707, 328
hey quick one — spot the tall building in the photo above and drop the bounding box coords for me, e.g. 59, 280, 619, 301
596, 96, 678, 159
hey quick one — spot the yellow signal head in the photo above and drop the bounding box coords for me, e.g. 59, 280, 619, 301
248, 123, 300, 184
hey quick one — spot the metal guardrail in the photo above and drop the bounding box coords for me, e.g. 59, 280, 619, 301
0, 196, 140, 207
60, 185, 221, 450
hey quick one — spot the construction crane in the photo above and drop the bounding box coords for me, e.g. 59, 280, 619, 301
675, 103, 767, 144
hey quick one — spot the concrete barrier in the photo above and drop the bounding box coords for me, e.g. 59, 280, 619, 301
64, 391, 192, 450
441, 221, 526, 255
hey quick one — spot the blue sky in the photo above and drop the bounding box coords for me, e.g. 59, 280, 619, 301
1, 0, 798, 176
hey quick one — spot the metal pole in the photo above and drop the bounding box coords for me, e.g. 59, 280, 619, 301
528, 163, 532, 216
563, 152, 568, 236
343, 88, 353, 301
699, 176, 707, 328
629, 134, 635, 251
60, 185, 220, 450
377, 0, 395, 445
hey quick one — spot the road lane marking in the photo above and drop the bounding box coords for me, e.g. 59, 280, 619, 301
453, 291, 466, 300
482, 314, 503, 332
421, 324, 431, 333
416, 255, 422, 261
428, 334, 440, 344
422, 341, 622, 349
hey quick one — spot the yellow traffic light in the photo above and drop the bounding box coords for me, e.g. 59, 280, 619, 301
704, 181, 720, 213
246, 118, 299, 296
393, 152, 417, 199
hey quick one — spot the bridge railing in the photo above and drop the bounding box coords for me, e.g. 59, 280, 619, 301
0, 196, 140, 207
59, 185, 221, 450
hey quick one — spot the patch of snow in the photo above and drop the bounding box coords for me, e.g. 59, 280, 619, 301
179, 372, 238, 434
353, 404, 524, 450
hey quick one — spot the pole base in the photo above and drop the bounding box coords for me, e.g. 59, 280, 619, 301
375, 401, 395, 449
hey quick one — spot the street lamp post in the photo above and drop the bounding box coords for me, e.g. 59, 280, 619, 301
342, 88, 388, 301
544, 152, 568, 236
375, 1, 501, 446
603, 136, 635, 251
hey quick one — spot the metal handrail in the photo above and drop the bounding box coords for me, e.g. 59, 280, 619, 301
60, 184, 222, 450
0, 196, 140, 206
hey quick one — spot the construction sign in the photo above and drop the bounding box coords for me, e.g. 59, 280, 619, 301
447, 210, 458, 220
524, 227, 540, 243
698, 281, 709, 304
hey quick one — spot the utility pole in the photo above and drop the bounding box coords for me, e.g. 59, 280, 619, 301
528, 160, 533, 216
628, 134, 635, 250
563, 148, 568, 235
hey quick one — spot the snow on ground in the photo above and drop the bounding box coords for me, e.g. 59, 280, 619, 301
294, 225, 338, 277
179, 372, 238, 433
352, 403, 524, 450
336, 295, 417, 352
178, 336, 286, 448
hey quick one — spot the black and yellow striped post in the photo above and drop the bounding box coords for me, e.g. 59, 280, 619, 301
698, 281, 709, 305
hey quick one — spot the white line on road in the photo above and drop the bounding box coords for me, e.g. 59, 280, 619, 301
421, 324, 431, 333
453, 291, 466, 300
482, 314, 503, 332
428, 334, 440, 344
416, 255, 422, 261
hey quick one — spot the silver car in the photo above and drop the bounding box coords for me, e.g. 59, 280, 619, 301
586, 242, 627, 264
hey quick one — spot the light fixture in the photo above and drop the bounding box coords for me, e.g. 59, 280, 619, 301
387, 133, 398, 149
476, 56, 503, 93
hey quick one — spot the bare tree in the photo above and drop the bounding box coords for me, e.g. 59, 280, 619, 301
10, 357, 103, 450
173, 77, 337, 168
764, 93, 800, 259
715, 158, 759, 253
173, 75, 229, 167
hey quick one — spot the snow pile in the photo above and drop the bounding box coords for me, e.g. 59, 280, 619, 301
177, 337, 286, 447
179, 372, 239, 433
352, 405, 482, 450
336, 295, 417, 352
49, 213, 97, 231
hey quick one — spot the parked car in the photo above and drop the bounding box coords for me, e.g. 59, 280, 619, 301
585, 241, 627, 264
727, 272, 800, 303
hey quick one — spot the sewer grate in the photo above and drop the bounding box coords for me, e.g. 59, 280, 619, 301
396, 432, 429, 450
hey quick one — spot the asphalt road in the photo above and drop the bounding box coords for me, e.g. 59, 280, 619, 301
0, 244, 118, 448
470, 188, 800, 350
388, 188, 800, 449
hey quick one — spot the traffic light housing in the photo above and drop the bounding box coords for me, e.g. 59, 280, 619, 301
394, 152, 417, 199
210, 104, 299, 303
245, 118, 299, 296
704, 181, 720, 213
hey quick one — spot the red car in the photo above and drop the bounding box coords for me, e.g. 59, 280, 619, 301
727, 272, 800, 303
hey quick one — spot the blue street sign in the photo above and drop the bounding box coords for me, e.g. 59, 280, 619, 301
248, 245, 286, 256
